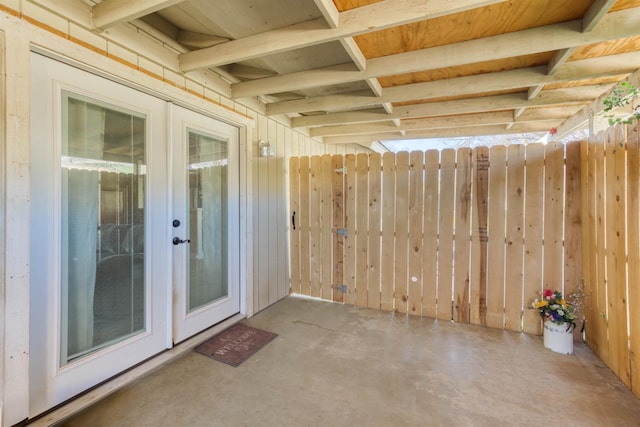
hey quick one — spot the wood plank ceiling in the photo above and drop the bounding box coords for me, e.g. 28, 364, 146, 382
91, 0, 640, 147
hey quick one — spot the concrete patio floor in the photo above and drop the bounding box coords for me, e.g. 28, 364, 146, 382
56, 295, 640, 427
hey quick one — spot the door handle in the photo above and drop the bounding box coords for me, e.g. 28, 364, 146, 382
173, 237, 191, 245
292, 211, 296, 230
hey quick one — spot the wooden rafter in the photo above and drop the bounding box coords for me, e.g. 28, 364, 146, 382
291, 84, 613, 128
266, 51, 640, 115
93, 0, 185, 29
178, 0, 507, 71
231, 8, 640, 98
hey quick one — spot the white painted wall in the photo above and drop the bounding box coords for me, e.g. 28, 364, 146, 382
0, 1, 368, 424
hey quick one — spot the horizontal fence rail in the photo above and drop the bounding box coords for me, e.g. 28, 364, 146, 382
290, 143, 582, 336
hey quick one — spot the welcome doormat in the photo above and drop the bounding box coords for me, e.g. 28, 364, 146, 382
194, 324, 278, 367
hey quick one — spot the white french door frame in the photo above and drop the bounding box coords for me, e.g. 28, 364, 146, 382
28, 50, 253, 418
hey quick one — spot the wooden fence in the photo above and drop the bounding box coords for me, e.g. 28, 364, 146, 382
581, 124, 640, 398
289, 142, 583, 335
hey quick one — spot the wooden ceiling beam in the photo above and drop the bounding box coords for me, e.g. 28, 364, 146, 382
231, 8, 639, 98
322, 121, 561, 144
313, 0, 340, 28
92, 0, 185, 30
178, 0, 507, 71
340, 38, 367, 71
311, 106, 582, 137
267, 51, 639, 115
583, 0, 618, 32
291, 84, 613, 128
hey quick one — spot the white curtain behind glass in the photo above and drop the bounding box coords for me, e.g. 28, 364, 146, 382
62, 98, 104, 360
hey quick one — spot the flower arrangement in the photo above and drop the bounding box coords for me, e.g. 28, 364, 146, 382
530, 289, 577, 331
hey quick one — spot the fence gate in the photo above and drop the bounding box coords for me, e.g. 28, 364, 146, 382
289, 145, 582, 335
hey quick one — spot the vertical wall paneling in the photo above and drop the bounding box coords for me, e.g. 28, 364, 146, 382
256, 115, 270, 310
355, 154, 369, 307
563, 141, 583, 341
454, 148, 472, 324
276, 125, 288, 301
344, 155, 357, 305
504, 145, 525, 332
422, 150, 440, 318
394, 151, 410, 314
367, 153, 382, 309
289, 157, 301, 295
522, 144, 545, 335
408, 151, 425, 316
332, 155, 346, 302
381, 153, 396, 311
320, 154, 333, 301
486, 146, 507, 329
471, 147, 489, 326
437, 150, 456, 320
267, 121, 279, 305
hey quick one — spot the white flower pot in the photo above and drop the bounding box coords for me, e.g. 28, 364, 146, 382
543, 321, 573, 354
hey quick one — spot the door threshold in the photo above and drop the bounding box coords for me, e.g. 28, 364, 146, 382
28, 313, 246, 426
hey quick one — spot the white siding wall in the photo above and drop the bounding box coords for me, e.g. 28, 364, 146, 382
0, 1, 368, 424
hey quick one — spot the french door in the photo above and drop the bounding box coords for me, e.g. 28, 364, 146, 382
29, 53, 240, 416
170, 104, 240, 343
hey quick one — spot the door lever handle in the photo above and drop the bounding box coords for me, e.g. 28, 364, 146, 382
173, 237, 191, 245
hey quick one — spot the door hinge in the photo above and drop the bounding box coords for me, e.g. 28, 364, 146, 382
334, 228, 348, 237
333, 285, 347, 293
334, 167, 347, 174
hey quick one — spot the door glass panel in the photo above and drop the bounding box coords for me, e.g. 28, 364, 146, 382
187, 129, 228, 312
61, 91, 146, 365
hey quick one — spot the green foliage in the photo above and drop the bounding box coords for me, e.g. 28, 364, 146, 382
603, 81, 640, 126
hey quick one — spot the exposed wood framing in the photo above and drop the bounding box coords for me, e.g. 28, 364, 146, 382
179, 0, 507, 71
267, 52, 640, 116
291, 84, 613, 128
93, 0, 184, 29
231, 9, 639, 98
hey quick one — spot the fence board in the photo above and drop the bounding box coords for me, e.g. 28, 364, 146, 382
581, 139, 596, 349
614, 127, 630, 387
595, 134, 610, 365
605, 129, 622, 377
298, 156, 311, 296
356, 154, 369, 308
332, 155, 345, 302
422, 150, 440, 318
381, 153, 396, 311
564, 141, 583, 341
470, 147, 489, 326
486, 146, 506, 329
395, 152, 411, 313
408, 151, 425, 316
438, 149, 456, 320
523, 144, 545, 335
627, 126, 640, 397
454, 148, 472, 324
344, 154, 357, 305
309, 156, 322, 298
320, 154, 333, 301
368, 153, 382, 309
289, 157, 301, 295
543, 142, 565, 292
504, 145, 525, 332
